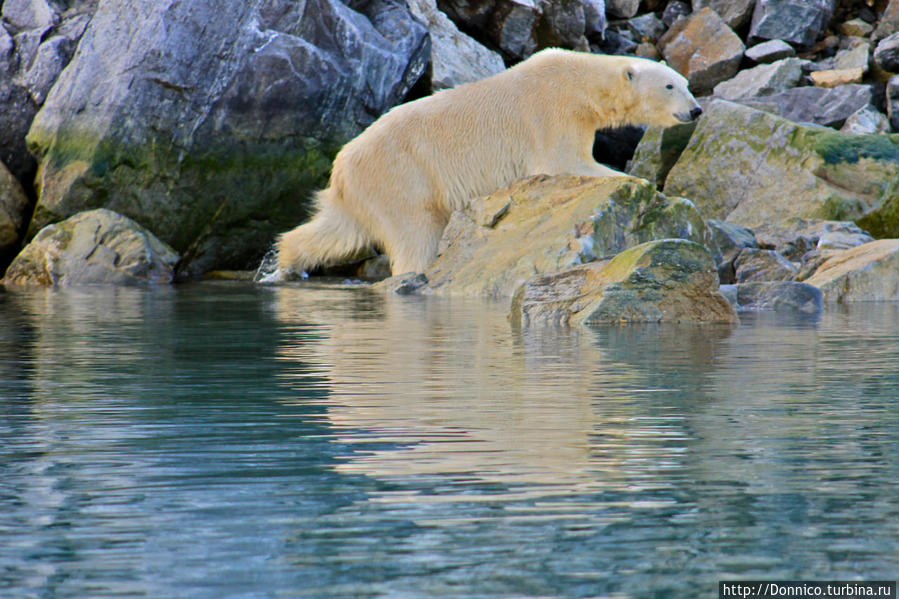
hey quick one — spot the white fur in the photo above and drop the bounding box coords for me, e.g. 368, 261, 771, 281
276, 48, 700, 277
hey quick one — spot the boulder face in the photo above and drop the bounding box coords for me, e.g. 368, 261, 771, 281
0, 160, 30, 255
749, 0, 836, 47
416, 174, 708, 298
510, 239, 738, 326
805, 239, 899, 302
2, 208, 179, 286
25, 0, 429, 277
660, 100, 899, 232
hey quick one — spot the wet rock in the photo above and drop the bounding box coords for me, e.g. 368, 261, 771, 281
805, 239, 899, 302
658, 7, 745, 95
723, 281, 823, 313
26, 0, 429, 278
739, 83, 873, 128
0, 160, 30, 254
841, 105, 892, 135
510, 239, 738, 326
384, 272, 429, 295
626, 121, 697, 187
874, 32, 899, 73
419, 174, 707, 298
406, 0, 505, 91
749, 0, 836, 47
745, 39, 796, 63
2, 209, 179, 286
692, 0, 755, 30
712, 57, 803, 100
734, 248, 798, 282
662, 100, 899, 230
704, 219, 758, 284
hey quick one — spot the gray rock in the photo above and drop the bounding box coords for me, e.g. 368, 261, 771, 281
1, 0, 58, 32
734, 248, 798, 282
19, 35, 73, 105
2, 209, 179, 286
625, 12, 665, 43
692, 0, 755, 30
753, 218, 874, 260
606, 0, 639, 19
704, 218, 758, 284
712, 57, 803, 100
745, 39, 796, 63
833, 38, 870, 73
887, 75, 899, 131
26, 0, 430, 277
841, 105, 892, 135
583, 0, 607, 37
875, 32, 899, 73
0, 160, 30, 254
749, 0, 836, 47
658, 7, 745, 96
661, 1, 690, 27
805, 240, 899, 302
874, 0, 899, 41
406, 0, 505, 90
626, 121, 697, 187
739, 84, 873, 128
510, 239, 738, 326
724, 281, 823, 313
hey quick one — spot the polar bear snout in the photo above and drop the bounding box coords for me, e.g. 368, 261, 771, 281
690, 106, 702, 120
675, 105, 703, 123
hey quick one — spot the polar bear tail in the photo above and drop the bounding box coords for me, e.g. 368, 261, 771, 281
275, 188, 372, 277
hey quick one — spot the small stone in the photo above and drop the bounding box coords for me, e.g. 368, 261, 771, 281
388, 272, 428, 295
874, 32, 899, 73
626, 13, 666, 42
692, 0, 755, 29
810, 67, 864, 88
661, 1, 690, 27
886, 74, 899, 130
635, 42, 661, 60
745, 39, 796, 63
606, 0, 640, 19
705, 219, 759, 283
1, 0, 57, 32
840, 18, 874, 38
840, 105, 892, 134
713, 57, 803, 99
833, 39, 870, 72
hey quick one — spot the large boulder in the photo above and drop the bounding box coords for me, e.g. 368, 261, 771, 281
692, 0, 755, 30
659, 100, 899, 231
739, 84, 874, 128
658, 7, 745, 96
2, 208, 179, 286
406, 0, 505, 90
749, 0, 836, 47
414, 174, 707, 298
805, 239, 899, 302
510, 239, 738, 326
25, 0, 429, 277
712, 58, 804, 100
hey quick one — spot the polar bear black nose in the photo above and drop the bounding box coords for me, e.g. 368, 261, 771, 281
690, 106, 703, 120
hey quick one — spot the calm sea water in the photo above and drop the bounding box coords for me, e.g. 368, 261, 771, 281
1, 281, 897, 599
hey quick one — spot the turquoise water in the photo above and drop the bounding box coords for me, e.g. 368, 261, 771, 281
1, 282, 897, 598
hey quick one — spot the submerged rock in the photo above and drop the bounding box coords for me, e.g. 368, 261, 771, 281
661, 100, 899, 231
722, 281, 823, 313
705, 218, 758, 284
733, 248, 798, 283
3, 208, 179, 286
805, 239, 899, 302
25, 0, 429, 277
749, 0, 836, 47
510, 239, 738, 326
419, 174, 707, 298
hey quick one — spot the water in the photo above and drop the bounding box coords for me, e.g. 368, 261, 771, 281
1, 282, 897, 598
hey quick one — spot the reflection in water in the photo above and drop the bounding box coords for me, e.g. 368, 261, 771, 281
1, 284, 897, 598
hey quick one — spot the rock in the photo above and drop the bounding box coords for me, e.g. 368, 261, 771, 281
1, 0, 58, 32
385, 272, 429, 295
406, 0, 505, 91
841, 105, 892, 135
606, 0, 639, 19
1, 160, 30, 255
692, 0, 755, 30
583, 0, 607, 37
875, 32, 899, 73
624, 13, 665, 43
833, 38, 870, 72
745, 39, 797, 63
733, 248, 798, 282
749, 0, 836, 47
658, 7, 745, 95
874, 0, 899, 41
805, 239, 899, 302
738, 83, 873, 127
888, 74, 899, 130
840, 18, 874, 38
705, 218, 758, 284
2, 208, 179, 286
417, 174, 707, 298
626, 121, 697, 187
662, 100, 899, 230
723, 281, 823, 313
661, 1, 690, 28
810, 67, 865, 88
510, 239, 738, 326
18, 35, 74, 105
26, 0, 429, 278
712, 57, 803, 100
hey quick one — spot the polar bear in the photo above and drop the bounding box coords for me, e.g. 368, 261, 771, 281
274, 48, 701, 278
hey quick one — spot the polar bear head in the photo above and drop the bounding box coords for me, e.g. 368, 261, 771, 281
622, 58, 702, 127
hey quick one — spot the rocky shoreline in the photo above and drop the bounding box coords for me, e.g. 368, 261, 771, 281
2, 0, 899, 323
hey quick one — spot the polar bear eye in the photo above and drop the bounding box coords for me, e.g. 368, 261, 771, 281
665, 83, 674, 90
